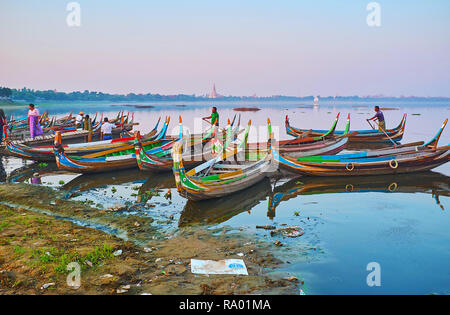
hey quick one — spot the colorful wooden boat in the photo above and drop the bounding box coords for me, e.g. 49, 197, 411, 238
135, 117, 240, 172
273, 119, 449, 176
247, 113, 352, 159
173, 119, 273, 201
53, 115, 221, 174
286, 113, 407, 143
4, 117, 164, 162
6, 111, 136, 143
54, 128, 170, 174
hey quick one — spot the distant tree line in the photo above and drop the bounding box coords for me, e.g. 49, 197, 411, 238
10, 88, 203, 102
0, 87, 12, 98
2, 87, 448, 102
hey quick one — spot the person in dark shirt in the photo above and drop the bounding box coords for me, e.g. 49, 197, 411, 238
367, 106, 385, 132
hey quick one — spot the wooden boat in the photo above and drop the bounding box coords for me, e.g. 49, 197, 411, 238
273, 119, 449, 176
6, 111, 136, 143
53, 115, 223, 174
246, 113, 353, 159
3, 125, 91, 147
286, 113, 407, 143
3, 117, 164, 162
173, 119, 273, 201
54, 130, 170, 174
134, 117, 240, 172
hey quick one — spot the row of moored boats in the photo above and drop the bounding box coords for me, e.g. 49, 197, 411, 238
1, 111, 449, 201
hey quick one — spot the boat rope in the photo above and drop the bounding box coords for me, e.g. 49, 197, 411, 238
345, 162, 355, 171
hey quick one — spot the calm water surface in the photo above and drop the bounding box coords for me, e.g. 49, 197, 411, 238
1, 100, 449, 294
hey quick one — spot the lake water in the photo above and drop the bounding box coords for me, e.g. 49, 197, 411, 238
1, 100, 449, 294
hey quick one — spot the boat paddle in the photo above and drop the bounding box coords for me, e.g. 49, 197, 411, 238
366, 119, 375, 130
373, 120, 398, 147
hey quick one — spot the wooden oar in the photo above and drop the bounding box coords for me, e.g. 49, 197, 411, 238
202, 117, 213, 125
374, 120, 398, 147
366, 119, 375, 130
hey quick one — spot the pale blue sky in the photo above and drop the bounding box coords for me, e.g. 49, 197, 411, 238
1, 0, 449, 96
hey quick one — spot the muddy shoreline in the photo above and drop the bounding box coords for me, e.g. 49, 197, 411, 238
0, 183, 300, 295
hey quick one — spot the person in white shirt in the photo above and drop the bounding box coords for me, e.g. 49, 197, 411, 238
101, 117, 114, 140
76, 112, 84, 127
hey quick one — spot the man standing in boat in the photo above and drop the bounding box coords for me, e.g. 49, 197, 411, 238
367, 106, 386, 132
101, 117, 114, 140
202, 107, 219, 126
76, 111, 84, 127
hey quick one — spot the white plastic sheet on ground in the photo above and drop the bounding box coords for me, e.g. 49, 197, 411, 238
190, 259, 248, 275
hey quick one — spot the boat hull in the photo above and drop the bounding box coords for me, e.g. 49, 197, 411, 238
286, 114, 407, 143
273, 149, 449, 177
179, 159, 273, 201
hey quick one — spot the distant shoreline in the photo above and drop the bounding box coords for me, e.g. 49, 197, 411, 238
0, 98, 16, 106
5, 88, 450, 104
7, 97, 450, 105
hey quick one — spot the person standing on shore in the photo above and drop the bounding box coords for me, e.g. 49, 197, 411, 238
202, 107, 220, 126
0, 109, 6, 142
28, 104, 43, 139
367, 106, 386, 132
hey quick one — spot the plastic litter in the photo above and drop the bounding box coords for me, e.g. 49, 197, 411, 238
191, 259, 248, 275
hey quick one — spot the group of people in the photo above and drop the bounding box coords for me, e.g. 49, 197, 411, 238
203, 106, 386, 132
76, 111, 115, 140
0, 104, 386, 143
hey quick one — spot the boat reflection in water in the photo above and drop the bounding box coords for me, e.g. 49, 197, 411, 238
0, 157, 7, 182
269, 172, 450, 216
179, 178, 272, 227
6, 162, 174, 199
6, 158, 449, 227
137, 173, 175, 203
61, 169, 154, 197
7, 161, 65, 184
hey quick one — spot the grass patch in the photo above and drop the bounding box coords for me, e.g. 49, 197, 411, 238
14, 245, 27, 255
30, 243, 115, 274
0, 222, 11, 231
